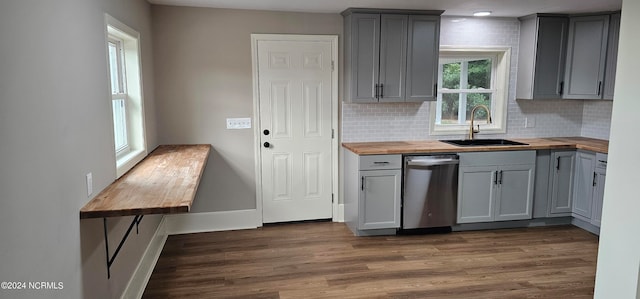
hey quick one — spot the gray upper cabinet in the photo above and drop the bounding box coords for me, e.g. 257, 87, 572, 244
405, 15, 440, 102
379, 15, 408, 102
516, 15, 569, 100
603, 13, 621, 100
342, 9, 442, 103
563, 15, 610, 100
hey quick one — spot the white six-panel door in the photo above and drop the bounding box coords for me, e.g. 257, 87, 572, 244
256, 38, 334, 223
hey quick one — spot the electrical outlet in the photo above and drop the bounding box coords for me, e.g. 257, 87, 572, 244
525, 117, 536, 128
86, 173, 93, 197
226, 118, 252, 129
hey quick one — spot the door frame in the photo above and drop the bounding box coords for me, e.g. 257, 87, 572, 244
250, 34, 339, 226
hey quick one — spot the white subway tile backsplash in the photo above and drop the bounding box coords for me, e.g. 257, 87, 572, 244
582, 101, 613, 139
342, 16, 609, 143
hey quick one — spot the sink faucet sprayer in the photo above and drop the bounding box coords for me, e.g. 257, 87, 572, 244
468, 105, 492, 140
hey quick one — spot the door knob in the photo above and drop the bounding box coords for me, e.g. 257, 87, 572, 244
263, 129, 270, 135
263, 142, 270, 148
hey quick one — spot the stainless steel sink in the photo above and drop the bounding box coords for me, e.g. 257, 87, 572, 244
440, 139, 528, 147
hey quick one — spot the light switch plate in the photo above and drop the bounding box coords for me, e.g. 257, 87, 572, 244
86, 173, 93, 197
226, 118, 251, 129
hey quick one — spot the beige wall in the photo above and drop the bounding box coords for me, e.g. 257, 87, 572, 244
0, 0, 160, 298
151, 6, 342, 212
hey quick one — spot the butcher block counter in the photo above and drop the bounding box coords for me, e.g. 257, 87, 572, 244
80, 144, 211, 219
342, 137, 608, 155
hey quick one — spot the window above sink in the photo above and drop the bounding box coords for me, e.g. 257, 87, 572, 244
429, 47, 510, 136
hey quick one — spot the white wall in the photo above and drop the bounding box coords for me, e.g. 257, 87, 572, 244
0, 1, 160, 298
594, 1, 640, 297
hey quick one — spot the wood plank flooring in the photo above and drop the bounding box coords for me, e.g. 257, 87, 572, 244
143, 222, 599, 298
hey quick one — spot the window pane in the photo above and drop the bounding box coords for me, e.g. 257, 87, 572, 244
467, 59, 492, 89
440, 93, 459, 124
442, 62, 460, 89
465, 93, 492, 122
112, 99, 127, 152
108, 42, 120, 94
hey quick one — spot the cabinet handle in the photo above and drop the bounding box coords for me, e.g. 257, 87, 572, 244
361, 176, 364, 191
380, 84, 384, 98
499, 170, 503, 185
433, 83, 438, 97
597, 81, 602, 96
373, 161, 390, 164
558, 81, 564, 95
494, 171, 498, 185
374, 84, 379, 99
593, 172, 597, 187
556, 157, 561, 171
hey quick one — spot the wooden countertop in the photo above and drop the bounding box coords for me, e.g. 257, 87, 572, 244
80, 144, 211, 219
342, 137, 608, 155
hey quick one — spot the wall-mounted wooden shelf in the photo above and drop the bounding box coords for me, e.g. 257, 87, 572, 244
80, 144, 211, 219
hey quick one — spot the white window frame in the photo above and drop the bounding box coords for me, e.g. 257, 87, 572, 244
430, 47, 510, 136
105, 14, 147, 178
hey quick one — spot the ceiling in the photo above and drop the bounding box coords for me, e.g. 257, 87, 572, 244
147, 0, 622, 17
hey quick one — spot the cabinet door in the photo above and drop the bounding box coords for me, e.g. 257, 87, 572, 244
350, 14, 380, 102
564, 15, 610, 99
405, 15, 440, 102
457, 166, 496, 223
378, 14, 407, 102
549, 151, 576, 215
591, 169, 606, 227
603, 13, 620, 100
495, 165, 535, 221
358, 170, 401, 230
533, 17, 569, 99
572, 152, 596, 219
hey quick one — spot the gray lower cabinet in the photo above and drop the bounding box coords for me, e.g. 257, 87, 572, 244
342, 9, 442, 103
344, 150, 401, 235
572, 151, 607, 228
591, 166, 606, 227
572, 151, 596, 218
548, 151, 576, 215
516, 15, 569, 100
359, 169, 401, 229
457, 151, 536, 224
563, 15, 610, 99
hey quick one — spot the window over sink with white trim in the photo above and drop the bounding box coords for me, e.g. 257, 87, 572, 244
430, 47, 510, 136
105, 14, 147, 178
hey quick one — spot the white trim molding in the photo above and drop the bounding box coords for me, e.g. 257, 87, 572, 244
121, 216, 168, 299
164, 210, 261, 235
250, 34, 340, 224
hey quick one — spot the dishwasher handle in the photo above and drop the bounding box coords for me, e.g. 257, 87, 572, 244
406, 158, 459, 167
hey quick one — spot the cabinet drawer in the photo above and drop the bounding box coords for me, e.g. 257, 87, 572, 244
359, 155, 402, 170
459, 151, 536, 167
596, 153, 608, 170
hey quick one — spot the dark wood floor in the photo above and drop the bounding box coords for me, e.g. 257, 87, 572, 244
143, 222, 599, 298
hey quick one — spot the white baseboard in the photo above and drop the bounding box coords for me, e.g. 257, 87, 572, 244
333, 203, 345, 222
121, 216, 168, 299
165, 209, 261, 235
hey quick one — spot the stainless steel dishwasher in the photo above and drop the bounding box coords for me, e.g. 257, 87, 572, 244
403, 155, 459, 229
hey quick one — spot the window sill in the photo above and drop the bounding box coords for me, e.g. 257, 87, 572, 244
429, 125, 506, 136
116, 148, 147, 178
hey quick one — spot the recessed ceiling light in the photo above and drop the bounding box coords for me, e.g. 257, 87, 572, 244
473, 11, 492, 17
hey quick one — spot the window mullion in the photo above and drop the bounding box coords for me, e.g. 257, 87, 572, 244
458, 61, 468, 124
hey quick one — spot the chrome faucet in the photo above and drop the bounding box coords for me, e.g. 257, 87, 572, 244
468, 105, 492, 140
